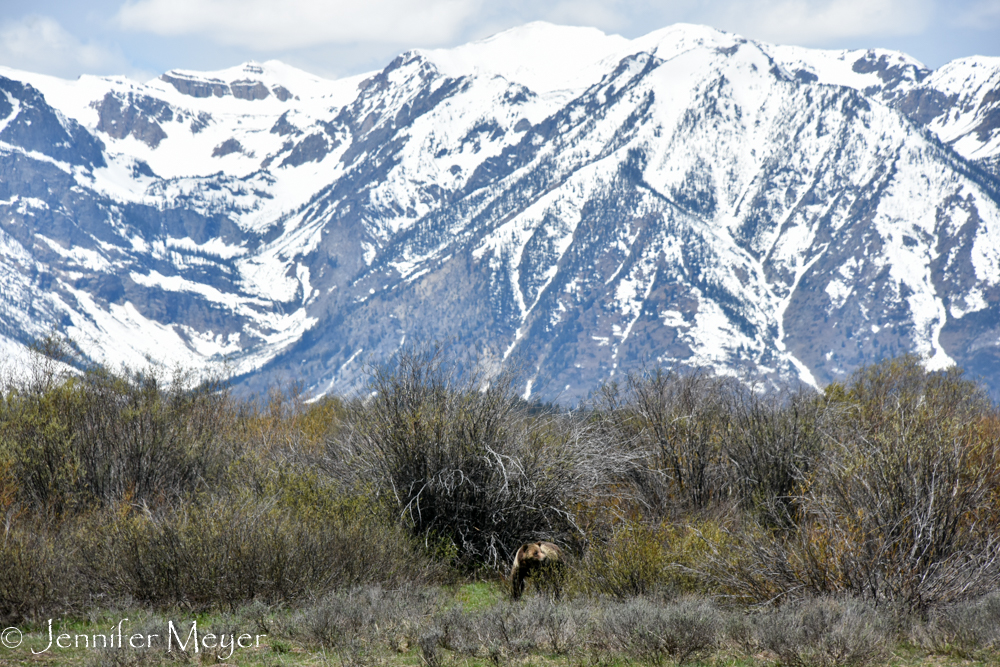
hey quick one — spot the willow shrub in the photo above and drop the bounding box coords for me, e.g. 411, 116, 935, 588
88, 482, 443, 610
0, 363, 234, 516
590, 370, 735, 516
340, 347, 639, 571
714, 356, 1000, 611
0, 520, 88, 624
570, 519, 724, 599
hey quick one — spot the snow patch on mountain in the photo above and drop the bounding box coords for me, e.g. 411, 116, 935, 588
420, 22, 629, 97
1, 22, 1000, 401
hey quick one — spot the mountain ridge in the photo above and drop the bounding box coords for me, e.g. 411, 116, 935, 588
1, 22, 999, 402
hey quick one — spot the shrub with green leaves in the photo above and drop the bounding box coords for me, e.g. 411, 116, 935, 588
574, 521, 671, 598
0, 519, 89, 624
713, 356, 1000, 610
0, 364, 233, 516
90, 490, 440, 609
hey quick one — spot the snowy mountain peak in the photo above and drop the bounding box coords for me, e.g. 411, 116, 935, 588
418, 22, 630, 95
630, 22, 745, 57
155, 59, 342, 102
765, 43, 927, 93
1, 23, 1000, 402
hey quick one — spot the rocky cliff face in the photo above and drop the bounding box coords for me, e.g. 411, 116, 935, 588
1, 24, 998, 402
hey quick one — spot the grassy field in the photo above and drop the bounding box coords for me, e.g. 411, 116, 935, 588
3, 582, 1000, 666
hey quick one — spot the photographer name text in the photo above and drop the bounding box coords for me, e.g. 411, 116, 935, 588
2, 619, 266, 660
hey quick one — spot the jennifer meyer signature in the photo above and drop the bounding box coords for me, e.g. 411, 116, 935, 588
2, 619, 266, 660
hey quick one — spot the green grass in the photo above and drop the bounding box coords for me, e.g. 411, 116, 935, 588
445, 581, 507, 611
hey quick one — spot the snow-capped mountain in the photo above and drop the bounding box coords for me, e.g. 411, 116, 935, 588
1, 22, 999, 402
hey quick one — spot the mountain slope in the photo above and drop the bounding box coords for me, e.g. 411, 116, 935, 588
1, 22, 999, 401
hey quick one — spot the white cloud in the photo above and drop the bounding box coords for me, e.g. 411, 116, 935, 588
699, 0, 934, 46
116, 0, 483, 50
0, 15, 129, 79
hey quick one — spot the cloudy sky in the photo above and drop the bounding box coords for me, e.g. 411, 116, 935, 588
1, 0, 998, 82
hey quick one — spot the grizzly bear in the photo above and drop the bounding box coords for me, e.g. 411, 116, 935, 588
509, 541, 564, 600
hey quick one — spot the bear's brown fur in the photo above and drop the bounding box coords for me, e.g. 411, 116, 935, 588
509, 541, 563, 600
